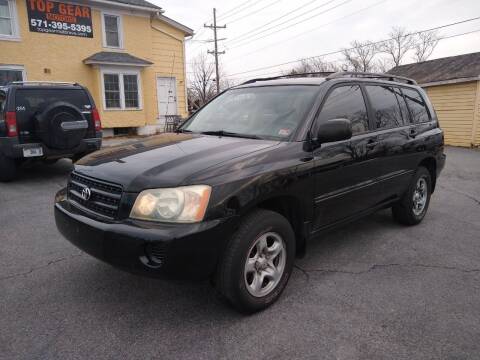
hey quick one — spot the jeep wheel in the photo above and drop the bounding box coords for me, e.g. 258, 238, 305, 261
216, 209, 295, 313
0, 153, 17, 182
392, 166, 431, 225
34, 101, 88, 150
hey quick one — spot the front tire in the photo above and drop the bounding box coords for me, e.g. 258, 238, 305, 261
392, 166, 431, 225
0, 153, 17, 182
216, 209, 295, 313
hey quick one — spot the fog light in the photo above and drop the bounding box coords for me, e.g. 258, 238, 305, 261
141, 243, 166, 268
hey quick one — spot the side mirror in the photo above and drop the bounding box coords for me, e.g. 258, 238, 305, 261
316, 118, 352, 144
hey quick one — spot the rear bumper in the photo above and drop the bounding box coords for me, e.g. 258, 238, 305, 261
0, 135, 102, 159
437, 152, 446, 176
54, 193, 238, 280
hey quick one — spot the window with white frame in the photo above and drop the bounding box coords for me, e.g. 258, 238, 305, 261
102, 71, 140, 110
0, 66, 24, 85
0, 0, 19, 39
102, 13, 122, 48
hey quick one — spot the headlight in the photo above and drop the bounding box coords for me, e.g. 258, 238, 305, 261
130, 185, 211, 223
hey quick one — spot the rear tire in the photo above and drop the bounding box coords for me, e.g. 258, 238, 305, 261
215, 209, 295, 314
0, 153, 17, 182
392, 166, 431, 225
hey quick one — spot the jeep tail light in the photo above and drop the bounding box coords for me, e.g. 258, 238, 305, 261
5, 112, 18, 137
92, 108, 102, 131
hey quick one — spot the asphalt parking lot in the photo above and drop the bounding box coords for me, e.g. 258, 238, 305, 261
1, 146, 479, 360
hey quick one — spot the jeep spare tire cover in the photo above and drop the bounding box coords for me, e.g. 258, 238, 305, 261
34, 101, 88, 150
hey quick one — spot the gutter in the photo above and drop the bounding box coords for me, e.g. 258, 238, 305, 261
150, 14, 194, 41
89, 0, 164, 13
154, 13, 194, 36
150, 22, 184, 42
84, 61, 152, 67
420, 76, 480, 88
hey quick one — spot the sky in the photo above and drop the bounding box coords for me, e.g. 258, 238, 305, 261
151, 0, 480, 83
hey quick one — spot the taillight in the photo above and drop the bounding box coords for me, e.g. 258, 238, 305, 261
92, 108, 102, 131
5, 112, 18, 137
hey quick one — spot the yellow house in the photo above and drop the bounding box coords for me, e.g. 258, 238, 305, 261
390, 52, 480, 147
0, 0, 193, 136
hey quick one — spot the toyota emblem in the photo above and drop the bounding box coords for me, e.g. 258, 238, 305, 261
81, 187, 91, 201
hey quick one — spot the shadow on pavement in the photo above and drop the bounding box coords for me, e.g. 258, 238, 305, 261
13, 159, 73, 183
61, 210, 398, 321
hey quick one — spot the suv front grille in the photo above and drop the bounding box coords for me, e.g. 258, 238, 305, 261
67, 172, 123, 219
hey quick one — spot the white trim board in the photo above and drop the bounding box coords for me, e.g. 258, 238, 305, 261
0, 64, 27, 81
0, 0, 20, 41
101, 10, 124, 49
100, 66, 143, 111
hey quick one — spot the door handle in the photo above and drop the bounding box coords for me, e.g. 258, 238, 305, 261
409, 128, 418, 138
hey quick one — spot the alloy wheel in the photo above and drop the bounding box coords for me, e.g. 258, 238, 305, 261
244, 232, 286, 297
412, 177, 428, 216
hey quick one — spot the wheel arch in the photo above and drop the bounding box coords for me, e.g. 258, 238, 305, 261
254, 195, 308, 258
418, 157, 437, 193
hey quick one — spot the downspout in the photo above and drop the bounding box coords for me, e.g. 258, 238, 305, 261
150, 13, 192, 116
183, 40, 188, 115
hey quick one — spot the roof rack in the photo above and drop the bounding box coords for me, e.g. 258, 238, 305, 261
10, 81, 79, 86
325, 71, 417, 85
241, 71, 334, 85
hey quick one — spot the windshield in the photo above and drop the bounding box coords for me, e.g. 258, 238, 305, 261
182, 85, 319, 140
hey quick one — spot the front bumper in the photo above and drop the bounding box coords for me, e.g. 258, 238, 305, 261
0, 136, 102, 159
54, 194, 237, 280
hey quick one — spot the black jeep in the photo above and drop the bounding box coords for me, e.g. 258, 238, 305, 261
0, 82, 102, 181
54, 72, 445, 313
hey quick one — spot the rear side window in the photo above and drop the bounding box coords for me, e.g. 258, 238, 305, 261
0, 91, 5, 113
402, 88, 431, 124
318, 85, 369, 135
365, 85, 404, 129
14, 89, 91, 121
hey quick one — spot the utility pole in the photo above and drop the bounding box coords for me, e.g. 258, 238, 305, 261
205, 8, 226, 94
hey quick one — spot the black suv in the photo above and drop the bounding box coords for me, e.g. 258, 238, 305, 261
54, 72, 445, 313
0, 82, 102, 181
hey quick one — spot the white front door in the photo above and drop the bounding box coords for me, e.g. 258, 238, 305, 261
156, 77, 177, 127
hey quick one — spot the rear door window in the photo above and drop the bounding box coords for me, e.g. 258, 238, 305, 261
393, 87, 411, 124
402, 88, 431, 124
365, 85, 404, 130
317, 85, 369, 135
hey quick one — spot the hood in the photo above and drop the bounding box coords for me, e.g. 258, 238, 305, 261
75, 133, 279, 192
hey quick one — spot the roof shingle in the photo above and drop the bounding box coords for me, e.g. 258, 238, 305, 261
83, 52, 153, 66
388, 52, 480, 84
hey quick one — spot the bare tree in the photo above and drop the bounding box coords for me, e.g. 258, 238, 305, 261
342, 40, 378, 72
188, 53, 216, 111
286, 59, 312, 74
380, 26, 415, 67
375, 56, 395, 73
220, 76, 237, 91
413, 31, 439, 62
284, 57, 339, 75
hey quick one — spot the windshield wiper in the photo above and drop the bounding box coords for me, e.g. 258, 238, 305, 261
175, 128, 193, 133
200, 130, 263, 139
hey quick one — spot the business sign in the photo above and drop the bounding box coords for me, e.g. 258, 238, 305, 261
26, 0, 93, 38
